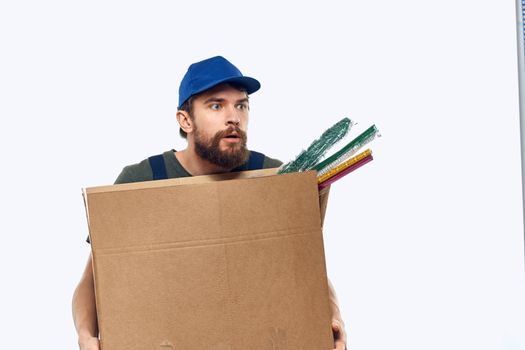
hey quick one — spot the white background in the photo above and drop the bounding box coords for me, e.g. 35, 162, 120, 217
1, 1, 524, 349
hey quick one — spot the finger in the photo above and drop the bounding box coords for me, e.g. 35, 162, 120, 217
332, 320, 345, 338
331, 320, 347, 350
334, 338, 346, 350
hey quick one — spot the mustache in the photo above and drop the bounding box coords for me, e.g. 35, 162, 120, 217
215, 126, 247, 142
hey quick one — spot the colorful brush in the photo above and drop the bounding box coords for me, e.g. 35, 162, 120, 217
278, 118, 353, 174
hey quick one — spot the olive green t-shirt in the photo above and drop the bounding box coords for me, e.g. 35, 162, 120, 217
114, 149, 283, 184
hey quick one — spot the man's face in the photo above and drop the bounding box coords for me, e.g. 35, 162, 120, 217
189, 84, 250, 169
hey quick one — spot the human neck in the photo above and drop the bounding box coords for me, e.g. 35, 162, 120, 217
174, 147, 232, 176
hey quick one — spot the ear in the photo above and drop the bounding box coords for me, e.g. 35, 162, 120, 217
176, 110, 194, 135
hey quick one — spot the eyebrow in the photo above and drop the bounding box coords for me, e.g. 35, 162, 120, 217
203, 97, 250, 104
203, 97, 226, 104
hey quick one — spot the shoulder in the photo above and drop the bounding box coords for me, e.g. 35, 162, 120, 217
114, 158, 154, 184
262, 154, 283, 169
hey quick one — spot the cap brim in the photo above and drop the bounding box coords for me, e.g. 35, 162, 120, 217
178, 76, 261, 109
193, 76, 260, 98
219, 76, 261, 95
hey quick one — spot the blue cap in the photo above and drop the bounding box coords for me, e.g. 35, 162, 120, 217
178, 56, 261, 109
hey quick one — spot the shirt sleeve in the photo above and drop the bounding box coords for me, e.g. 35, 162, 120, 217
113, 166, 135, 184
114, 160, 154, 184
263, 155, 283, 168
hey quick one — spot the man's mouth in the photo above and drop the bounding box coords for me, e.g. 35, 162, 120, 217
221, 130, 243, 142
223, 134, 241, 143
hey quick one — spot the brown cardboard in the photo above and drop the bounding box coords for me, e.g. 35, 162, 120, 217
83, 169, 334, 349
318, 186, 330, 227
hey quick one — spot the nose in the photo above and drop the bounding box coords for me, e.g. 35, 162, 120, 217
226, 105, 241, 126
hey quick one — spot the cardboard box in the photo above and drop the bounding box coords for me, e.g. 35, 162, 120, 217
83, 169, 334, 349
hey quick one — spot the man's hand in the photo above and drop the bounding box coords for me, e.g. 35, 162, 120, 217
327, 278, 347, 350
73, 253, 100, 350
78, 335, 100, 350
332, 318, 347, 350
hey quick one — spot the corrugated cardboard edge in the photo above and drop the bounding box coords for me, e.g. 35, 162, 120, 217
84, 167, 280, 195
81, 187, 104, 336
318, 185, 331, 227
81, 189, 91, 235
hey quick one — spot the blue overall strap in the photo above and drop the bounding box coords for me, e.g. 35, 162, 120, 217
233, 150, 266, 171
148, 154, 168, 180
245, 150, 265, 170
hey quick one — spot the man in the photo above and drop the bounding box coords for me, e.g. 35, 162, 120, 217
72, 56, 347, 350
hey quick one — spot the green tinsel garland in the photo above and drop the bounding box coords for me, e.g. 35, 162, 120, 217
278, 117, 353, 174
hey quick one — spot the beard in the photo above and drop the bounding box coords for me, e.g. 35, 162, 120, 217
193, 125, 250, 169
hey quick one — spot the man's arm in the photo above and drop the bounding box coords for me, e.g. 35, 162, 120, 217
328, 278, 347, 350
72, 253, 100, 350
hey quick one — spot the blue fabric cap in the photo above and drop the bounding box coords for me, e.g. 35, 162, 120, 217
178, 56, 260, 109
